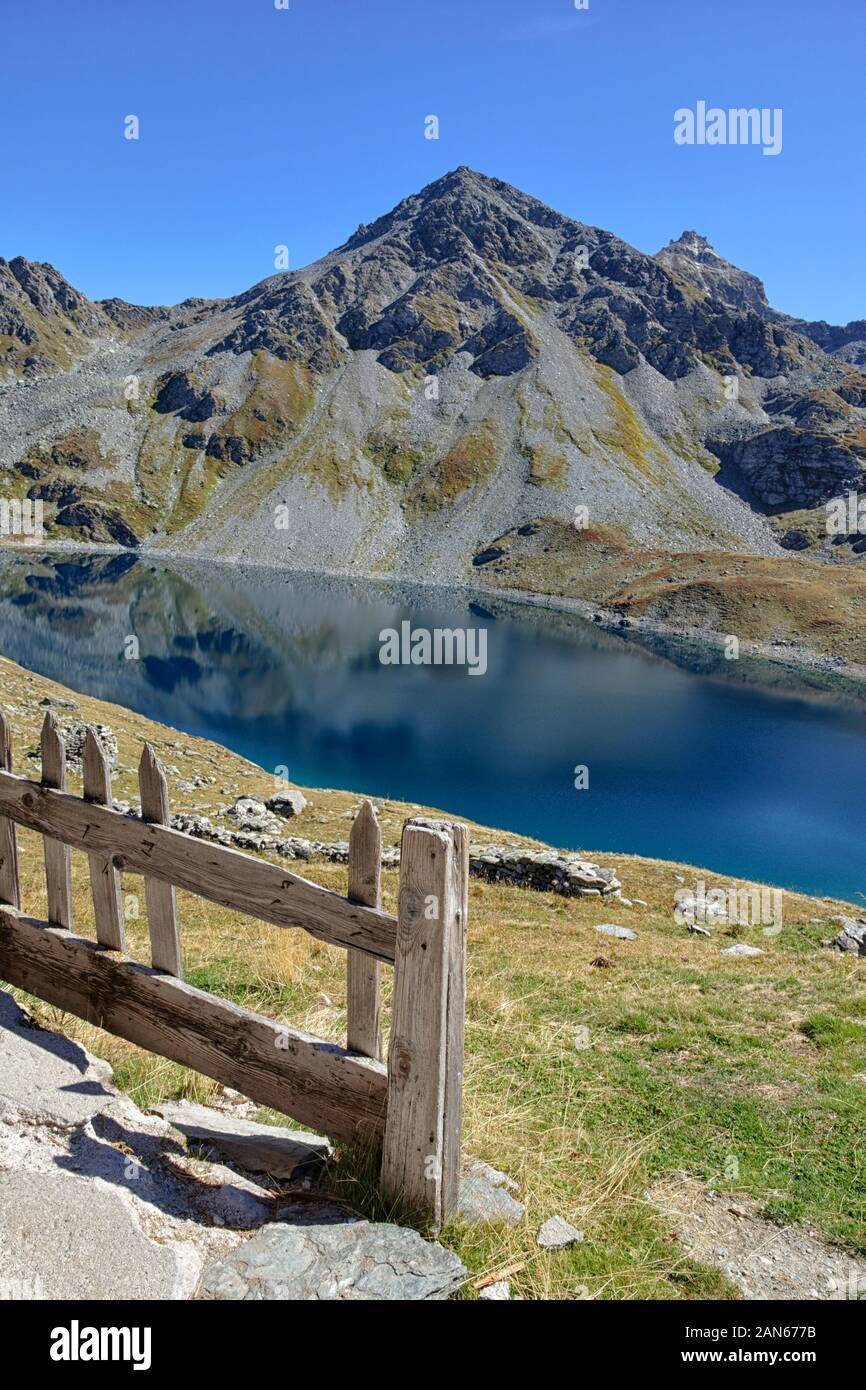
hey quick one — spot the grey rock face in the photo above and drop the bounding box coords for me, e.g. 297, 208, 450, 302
0, 1167, 186, 1301
0, 990, 466, 1301
719, 426, 865, 510
0, 990, 114, 1127
656, 231, 770, 316
0, 991, 243, 1298
196, 1221, 467, 1300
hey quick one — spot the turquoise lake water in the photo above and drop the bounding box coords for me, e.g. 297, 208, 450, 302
0, 550, 864, 901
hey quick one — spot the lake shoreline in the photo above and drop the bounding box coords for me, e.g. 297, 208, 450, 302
6, 538, 865, 708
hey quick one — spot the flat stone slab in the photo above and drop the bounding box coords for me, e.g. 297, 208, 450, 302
153, 1100, 332, 1180
720, 944, 764, 957
594, 924, 636, 941
197, 1220, 466, 1300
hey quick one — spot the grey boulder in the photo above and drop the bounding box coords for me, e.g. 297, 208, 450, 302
266, 790, 308, 818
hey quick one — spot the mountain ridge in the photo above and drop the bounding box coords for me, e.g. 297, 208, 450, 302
1, 167, 865, 640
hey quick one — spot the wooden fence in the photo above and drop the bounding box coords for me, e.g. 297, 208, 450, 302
0, 710, 468, 1227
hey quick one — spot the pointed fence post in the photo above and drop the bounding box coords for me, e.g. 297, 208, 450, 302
381, 817, 468, 1229
40, 712, 73, 929
0, 711, 21, 909
346, 800, 383, 1060
138, 744, 182, 977
83, 727, 125, 951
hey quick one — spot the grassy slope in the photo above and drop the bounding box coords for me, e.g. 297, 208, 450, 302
476, 518, 866, 667
1, 654, 864, 1300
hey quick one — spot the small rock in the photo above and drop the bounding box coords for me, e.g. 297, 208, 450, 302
687, 923, 712, 937
594, 924, 636, 941
458, 1172, 525, 1227
478, 1280, 510, 1300
720, 944, 764, 957
537, 1216, 584, 1251
465, 1159, 520, 1193
38, 695, 78, 710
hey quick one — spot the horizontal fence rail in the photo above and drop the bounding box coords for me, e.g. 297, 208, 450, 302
0, 711, 468, 1225
0, 904, 388, 1144
0, 769, 398, 962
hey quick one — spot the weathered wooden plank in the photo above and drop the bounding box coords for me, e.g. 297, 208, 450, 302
0, 769, 397, 961
83, 729, 125, 952
40, 713, 73, 930
347, 800, 383, 1060
139, 745, 182, 977
0, 712, 20, 909
381, 818, 462, 1227
0, 905, 387, 1145
442, 819, 468, 1218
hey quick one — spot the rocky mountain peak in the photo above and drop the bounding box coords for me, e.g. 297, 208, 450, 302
1, 255, 100, 324
660, 231, 722, 262
654, 231, 769, 315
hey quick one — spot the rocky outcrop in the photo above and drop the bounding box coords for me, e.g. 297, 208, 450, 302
54, 501, 140, 547
469, 844, 621, 896
717, 426, 866, 509
655, 231, 770, 316
153, 370, 219, 422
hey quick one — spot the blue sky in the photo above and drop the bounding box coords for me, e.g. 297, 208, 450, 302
4, 0, 862, 322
